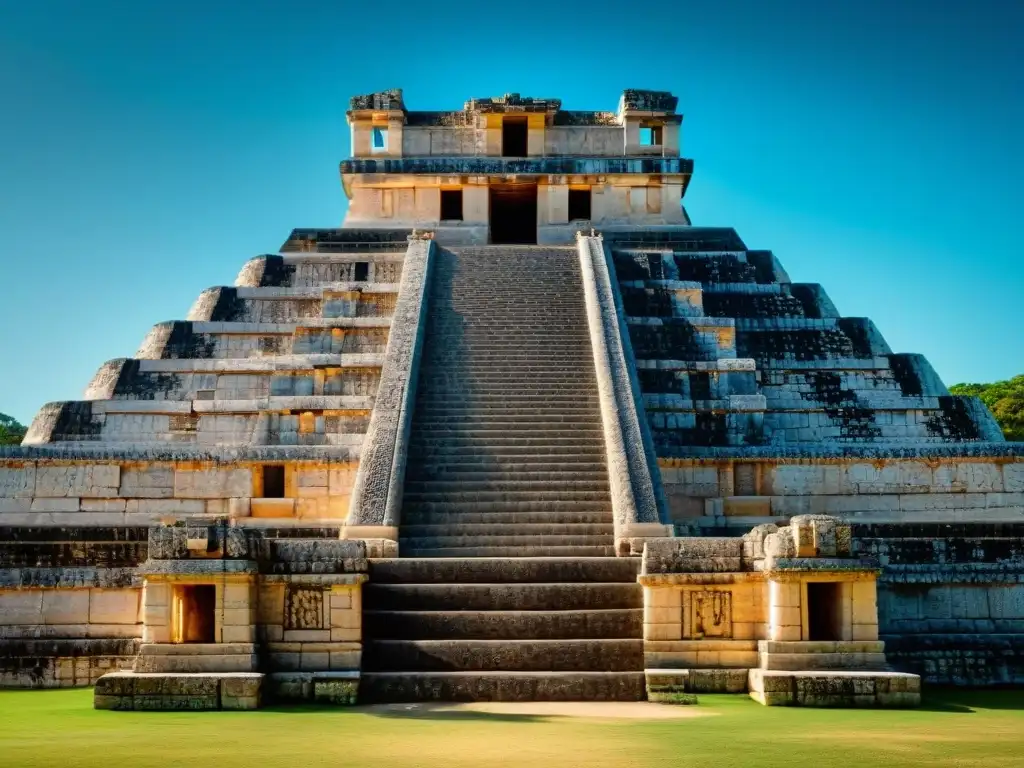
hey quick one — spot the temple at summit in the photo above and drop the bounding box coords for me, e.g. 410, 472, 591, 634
1, 89, 1021, 709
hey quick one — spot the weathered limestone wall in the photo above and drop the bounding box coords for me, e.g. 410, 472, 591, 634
854, 523, 1024, 685
342, 178, 687, 245
0, 459, 361, 526
659, 455, 1024, 529
0, 529, 145, 687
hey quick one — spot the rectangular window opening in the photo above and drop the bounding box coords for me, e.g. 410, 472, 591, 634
568, 188, 591, 221
262, 465, 286, 498
639, 125, 663, 146
354, 262, 369, 281
502, 117, 528, 157
440, 189, 464, 221
371, 126, 388, 152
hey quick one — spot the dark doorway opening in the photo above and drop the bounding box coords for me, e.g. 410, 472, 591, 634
354, 262, 369, 281
440, 189, 464, 221
568, 188, 592, 221
174, 584, 216, 643
807, 582, 843, 641
262, 465, 286, 498
502, 118, 528, 157
490, 184, 538, 244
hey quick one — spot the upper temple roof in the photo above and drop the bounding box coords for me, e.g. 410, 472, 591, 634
346, 89, 680, 125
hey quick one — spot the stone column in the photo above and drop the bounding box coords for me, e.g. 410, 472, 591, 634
767, 580, 802, 641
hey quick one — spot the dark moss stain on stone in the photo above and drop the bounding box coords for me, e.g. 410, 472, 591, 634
926, 397, 981, 440
163, 322, 215, 359
209, 288, 245, 322
619, 286, 674, 317
744, 251, 778, 283
790, 284, 823, 319
111, 361, 181, 400
612, 252, 667, 280
804, 372, 881, 440
629, 321, 715, 360
702, 292, 805, 319
836, 318, 874, 357
259, 255, 297, 287
673, 254, 756, 284
52, 402, 101, 441
737, 329, 856, 363
887, 354, 924, 397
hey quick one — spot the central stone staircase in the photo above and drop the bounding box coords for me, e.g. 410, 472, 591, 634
360, 246, 645, 701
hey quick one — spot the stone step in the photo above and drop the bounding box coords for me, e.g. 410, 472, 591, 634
403, 460, 606, 473
411, 415, 601, 427
363, 608, 642, 640
402, 491, 611, 504
133, 654, 257, 674
364, 582, 639, 612
359, 671, 646, 702
369, 557, 638, 584
401, 499, 612, 514
401, 510, 612, 526
406, 445, 607, 458
407, 433, 606, 443
759, 653, 890, 671
404, 471, 609, 483
400, 522, 613, 537
404, 478, 609, 491
362, 639, 644, 672
399, 545, 617, 557
401, 533, 612, 549
413, 400, 600, 410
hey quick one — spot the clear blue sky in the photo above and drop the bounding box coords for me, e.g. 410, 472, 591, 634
1, 1, 1022, 425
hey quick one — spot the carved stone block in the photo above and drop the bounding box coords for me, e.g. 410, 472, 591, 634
285, 586, 324, 630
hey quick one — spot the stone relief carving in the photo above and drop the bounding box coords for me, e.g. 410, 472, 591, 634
688, 591, 732, 639
285, 586, 324, 630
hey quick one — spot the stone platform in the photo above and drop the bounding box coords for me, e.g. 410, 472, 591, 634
748, 669, 921, 707
93, 671, 263, 710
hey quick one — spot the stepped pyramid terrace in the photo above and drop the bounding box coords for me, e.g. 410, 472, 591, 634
1, 88, 1023, 710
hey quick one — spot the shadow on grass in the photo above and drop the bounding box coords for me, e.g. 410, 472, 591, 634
257, 702, 551, 722
922, 688, 1024, 712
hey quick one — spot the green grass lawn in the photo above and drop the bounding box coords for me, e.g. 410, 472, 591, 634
1, 689, 1023, 768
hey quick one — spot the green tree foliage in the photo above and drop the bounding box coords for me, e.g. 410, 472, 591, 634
949, 375, 1024, 442
0, 413, 27, 445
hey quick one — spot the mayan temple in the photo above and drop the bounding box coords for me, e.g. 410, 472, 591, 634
1, 88, 1022, 709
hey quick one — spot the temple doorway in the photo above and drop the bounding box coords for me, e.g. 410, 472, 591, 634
172, 584, 216, 643
490, 184, 538, 244
807, 582, 843, 641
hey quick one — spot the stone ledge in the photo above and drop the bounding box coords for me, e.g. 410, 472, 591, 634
646, 667, 748, 693
0, 567, 140, 589
93, 671, 263, 710
656, 442, 1024, 460
748, 669, 920, 707
265, 671, 359, 705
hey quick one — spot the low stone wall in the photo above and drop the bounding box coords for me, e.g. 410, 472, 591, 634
854, 523, 1024, 685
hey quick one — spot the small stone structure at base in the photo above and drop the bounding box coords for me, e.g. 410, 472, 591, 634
94, 671, 262, 711
641, 515, 921, 706
90, 519, 366, 710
